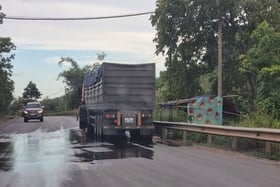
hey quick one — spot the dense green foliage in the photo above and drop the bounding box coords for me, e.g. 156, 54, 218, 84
41, 96, 66, 114
152, 0, 280, 126
7, 97, 24, 116
235, 111, 280, 129
22, 81, 42, 103
151, 0, 241, 99
240, 21, 280, 113
57, 57, 99, 110
40, 96, 77, 117
0, 37, 16, 114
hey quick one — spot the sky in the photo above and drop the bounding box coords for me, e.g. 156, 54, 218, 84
0, 0, 166, 99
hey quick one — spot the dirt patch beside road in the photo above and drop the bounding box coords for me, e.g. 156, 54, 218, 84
0, 116, 17, 128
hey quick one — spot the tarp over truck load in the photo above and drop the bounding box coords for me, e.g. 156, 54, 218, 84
83, 62, 155, 111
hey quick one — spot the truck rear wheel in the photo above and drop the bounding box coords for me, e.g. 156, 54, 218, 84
87, 124, 94, 139
94, 115, 100, 138
94, 123, 97, 137
141, 135, 153, 144
96, 115, 103, 137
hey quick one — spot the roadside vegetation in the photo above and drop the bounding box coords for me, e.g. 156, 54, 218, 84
152, 0, 280, 129
0, 37, 15, 116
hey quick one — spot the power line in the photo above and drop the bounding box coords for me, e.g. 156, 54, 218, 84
135, 53, 166, 65
135, 53, 157, 63
46, 88, 65, 98
3, 11, 155, 21
152, 57, 166, 64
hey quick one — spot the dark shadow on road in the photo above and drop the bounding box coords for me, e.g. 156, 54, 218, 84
0, 135, 14, 171
68, 128, 154, 163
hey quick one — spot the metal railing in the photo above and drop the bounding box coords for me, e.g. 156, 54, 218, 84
153, 121, 280, 154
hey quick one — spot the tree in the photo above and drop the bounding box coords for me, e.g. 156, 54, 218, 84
7, 97, 25, 116
156, 71, 172, 102
0, 37, 16, 114
57, 57, 94, 109
22, 81, 42, 102
151, 0, 241, 99
240, 21, 280, 113
41, 96, 66, 113
151, 0, 280, 115
235, 0, 280, 111
96, 52, 106, 62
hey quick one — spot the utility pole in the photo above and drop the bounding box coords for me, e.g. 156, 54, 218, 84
0, 5, 5, 24
217, 17, 223, 97
216, 0, 223, 97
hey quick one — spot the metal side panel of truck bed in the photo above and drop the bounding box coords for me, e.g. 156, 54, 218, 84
84, 62, 155, 110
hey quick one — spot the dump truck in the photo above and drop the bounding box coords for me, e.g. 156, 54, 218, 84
82, 62, 155, 140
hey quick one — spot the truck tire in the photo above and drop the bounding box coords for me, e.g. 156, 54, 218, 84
98, 115, 103, 138
94, 115, 98, 137
87, 124, 94, 139
141, 135, 153, 144
94, 123, 97, 137
97, 115, 101, 137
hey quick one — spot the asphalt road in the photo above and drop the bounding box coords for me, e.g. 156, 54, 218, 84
0, 116, 279, 187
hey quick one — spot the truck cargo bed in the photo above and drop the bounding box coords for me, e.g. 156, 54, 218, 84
84, 62, 155, 110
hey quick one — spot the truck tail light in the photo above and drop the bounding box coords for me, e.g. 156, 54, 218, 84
137, 112, 142, 126
105, 114, 115, 119
117, 112, 121, 126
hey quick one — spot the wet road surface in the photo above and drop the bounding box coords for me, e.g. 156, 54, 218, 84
0, 116, 280, 187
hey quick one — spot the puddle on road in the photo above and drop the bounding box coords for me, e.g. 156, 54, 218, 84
70, 143, 154, 163
68, 128, 154, 163
0, 128, 154, 172
0, 135, 14, 171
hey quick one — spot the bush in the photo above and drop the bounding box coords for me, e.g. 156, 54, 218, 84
237, 112, 280, 129
186, 132, 207, 143
44, 110, 77, 116
270, 143, 280, 160
153, 108, 189, 122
